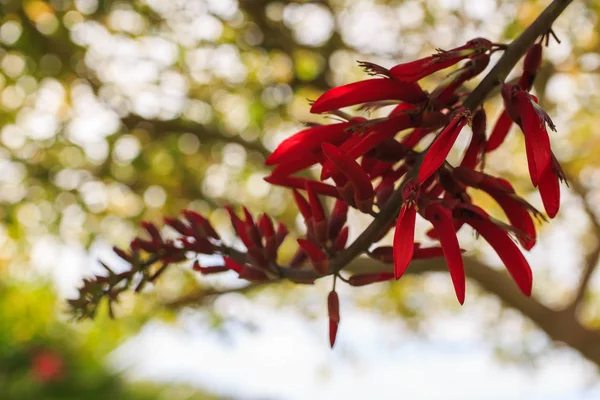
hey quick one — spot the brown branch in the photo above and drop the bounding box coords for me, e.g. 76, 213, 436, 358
121, 115, 270, 158
346, 256, 600, 367
567, 174, 600, 309
463, 0, 574, 111
163, 283, 266, 309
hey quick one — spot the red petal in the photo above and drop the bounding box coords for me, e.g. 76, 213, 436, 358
321, 143, 374, 203
516, 92, 551, 185
348, 272, 395, 286
310, 79, 426, 114
461, 214, 532, 296
390, 57, 460, 82
485, 110, 513, 152
393, 203, 417, 279
297, 239, 328, 275
270, 154, 322, 177
292, 190, 312, 221
328, 199, 349, 240
418, 111, 469, 183
538, 164, 560, 218
264, 175, 342, 199
493, 194, 537, 250
305, 182, 325, 222
327, 291, 340, 348
425, 203, 465, 304
266, 122, 355, 165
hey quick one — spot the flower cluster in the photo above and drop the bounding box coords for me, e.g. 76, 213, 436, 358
71, 36, 564, 348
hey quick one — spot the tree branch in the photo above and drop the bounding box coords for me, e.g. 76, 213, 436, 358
121, 115, 270, 158
567, 173, 600, 309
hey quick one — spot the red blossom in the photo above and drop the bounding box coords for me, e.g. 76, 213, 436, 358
310, 79, 427, 114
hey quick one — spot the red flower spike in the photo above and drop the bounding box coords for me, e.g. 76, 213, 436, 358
321, 143, 375, 212
418, 109, 471, 184
258, 214, 275, 239
328, 199, 349, 240
141, 221, 162, 245
327, 291, 340, 348
390, 38, 492, 82
460, 108, 487, 169
502, 84, 553, 186
310, 79, 427, 114
266, 121, 356, 165
131, 237, 160, 253
164, 217, 193, 237
297, 239, 329, 275
113, 247, 132, 262
182, 210, 220, 240
292, 190, 312, 221
193, 261, 229, 275
393, 181, 419, 279
243, 207, 262, 248
456, 206, 532, 296
275, 222, 289, 247
223, 257, 270, 282
424, 202, 465, 304
348, 272, 395, 286
264, 175, 342, 200
334, 226, 349, 251
225, 206, 254, 249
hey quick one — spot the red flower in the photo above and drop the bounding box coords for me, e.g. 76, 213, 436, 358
328, 291, 340, 348
393, 181, 419, 279
453, 166, 542, 250
31, 350, 64, 384
266, 120, 359, 166
389, 38, 492, 82
502, 83, 554, 186
321, 143, 375, 213
422, 201, 465, 304
454, 204, 533, 296
310, 79, 427, 114
418, 108, 471, 184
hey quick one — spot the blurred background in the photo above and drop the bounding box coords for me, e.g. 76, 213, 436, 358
1, 0, 600, 398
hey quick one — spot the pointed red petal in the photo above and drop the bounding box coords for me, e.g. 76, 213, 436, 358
390, 57, 461, 82
292, 190, 312, 221
270, 154, 322, 177
393, 203, 417, 279
425, 203, 465, 304
461, 214, 532, 296
321, 143, 374, 202
348, 272, 395, 286
265, 175, 341, 199
485, 110, 513, 153
516, 92, 551, 185
266, 121, 355, 165
328, 199, 349, 240
418, 111, 469, 183
492, 194, 537, 250
327, 290, 340, 348
305, 182, 325, 223
310, 79, 426, 114
297, 239, 328, 275
538, 164, 560, 218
